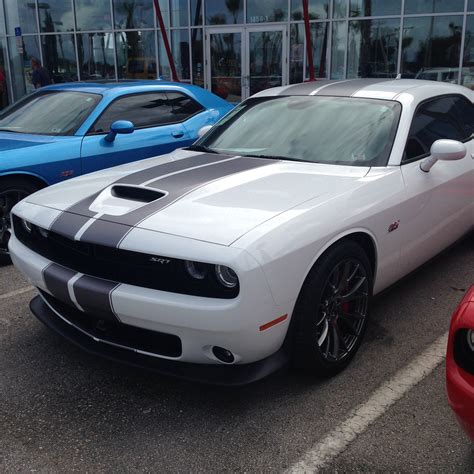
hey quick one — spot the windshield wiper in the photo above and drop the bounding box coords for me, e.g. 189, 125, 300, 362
186, 144, 218, 154
0, 128, 22, 133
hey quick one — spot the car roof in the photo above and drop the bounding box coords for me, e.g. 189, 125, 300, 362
40, 80, 205, 95
254, 78, 473, 101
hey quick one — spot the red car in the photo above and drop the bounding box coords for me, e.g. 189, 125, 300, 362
447, 285, 474, 441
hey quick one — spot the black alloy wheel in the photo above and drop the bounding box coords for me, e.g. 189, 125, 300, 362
0, 178, 40, 259
291, 240, 373, 376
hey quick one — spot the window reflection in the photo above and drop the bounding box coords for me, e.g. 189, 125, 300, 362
5, 0, 37, 34
205, 0, 243, 24
191, 28, 204, 86
470, 0, 474, 11
247, 0, 288, 23
348, 19, 399, 78
291, 0, 329, 20
172, 30, 190, 80
8, 36, 40, 100
405, 0, 464, 14
39, 1, 74, 33
350, 0, 401, 17
331, 21, 347, 78
462, 15, 474, 89
158, 30, 171, 79
116, 31, 156, 79
114, 0, 154, 29
290, 24, 304, 83
42, 34, 78, 83
77, 33, 115, 80
75, 0, 112, 30
333, 0, 347, 18
401, 16, 463, 81
191, 0, 203, 25
171, 0, 189, 27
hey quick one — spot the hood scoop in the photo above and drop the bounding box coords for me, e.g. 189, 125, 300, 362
89, 185, 167, 216
111, 185, 165, 203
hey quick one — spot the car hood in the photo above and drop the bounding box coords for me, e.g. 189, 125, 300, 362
26, 149, 370, 246
0, 132, 59, 152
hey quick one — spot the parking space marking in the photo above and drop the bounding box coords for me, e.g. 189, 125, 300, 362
287, 332, 448, 473
0, 286, 35, 301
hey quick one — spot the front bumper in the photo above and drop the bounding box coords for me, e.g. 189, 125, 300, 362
31, 294, 288, 385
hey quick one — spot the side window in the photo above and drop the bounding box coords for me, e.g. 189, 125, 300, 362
165, 91, 204, 121
90, 91, 204, 134
403, 96, 474, 162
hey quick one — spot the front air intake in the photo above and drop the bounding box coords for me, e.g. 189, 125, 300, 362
110, 185, 165, 203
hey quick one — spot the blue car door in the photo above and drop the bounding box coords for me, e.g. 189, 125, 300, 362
80, 91, 200, 174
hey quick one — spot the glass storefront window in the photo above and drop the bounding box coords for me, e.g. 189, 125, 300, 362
349, 0, 401, 17
347, 18, 399, 78
77, 33, 116, 80
291, 0, 329, 20
307, 22, 329, 78
191, 28, 204, 86
191, 0, 203, 25
333, 0, 347, 18
290, 23, 304, 83
171, 0, 189, 27
158, 0, 170, 27
462, 15, 474, 89
401, 16, 463, 81
39, 1, 74, 33
205, 0, 243, 25
404, 0, 464, 14
8, 35, 40, 100
158, 30, 171, 79
172, 29, 190, 80
5, 0, 37, 35
470, 0, 474, 11
331, 20, 347, 78
42, 34, 78, 83
114, 0, 155, 29
247, 0, 288, 23
75, 0, 112, 31
116, 30, 157, 79
0, 38, 10, 109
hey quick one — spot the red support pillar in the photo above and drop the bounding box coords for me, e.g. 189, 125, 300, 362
303, 0, 315, 81
153, 0, 180, 82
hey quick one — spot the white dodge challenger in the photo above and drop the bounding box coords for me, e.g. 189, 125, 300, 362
9, 79, 473, 385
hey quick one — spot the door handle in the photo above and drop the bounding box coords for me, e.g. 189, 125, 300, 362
172, 131, 184, 138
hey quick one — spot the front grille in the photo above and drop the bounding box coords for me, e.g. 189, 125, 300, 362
13, 215, 238, 299
40, 290, 182, 358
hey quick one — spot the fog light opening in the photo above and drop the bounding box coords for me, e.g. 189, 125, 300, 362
212, 346, 235, 364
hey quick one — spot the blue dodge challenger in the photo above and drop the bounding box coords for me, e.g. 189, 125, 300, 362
0, 81, 233, 254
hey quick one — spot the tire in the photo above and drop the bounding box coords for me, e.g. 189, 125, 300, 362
0, 177, 41, 262
291, 240, 373, 376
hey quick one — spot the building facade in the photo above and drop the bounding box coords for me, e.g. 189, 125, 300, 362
0, 0, 473, 108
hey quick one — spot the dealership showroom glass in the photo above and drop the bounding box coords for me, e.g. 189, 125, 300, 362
0, 0, 473, 109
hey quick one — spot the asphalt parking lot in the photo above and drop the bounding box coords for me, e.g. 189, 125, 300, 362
1, 234, 473, 472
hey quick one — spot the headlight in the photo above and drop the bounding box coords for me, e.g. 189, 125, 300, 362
184, 260, 207, 280
467, 330, 474, 351
21, 219, 32, 233
215, 265, 238, 288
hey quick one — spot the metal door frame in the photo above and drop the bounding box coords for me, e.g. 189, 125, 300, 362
205, 24, 288, 100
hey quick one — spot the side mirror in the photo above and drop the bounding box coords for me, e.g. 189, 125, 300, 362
105, 120, 135, 142
198, 125, 213, 138
420, 139, 467, 172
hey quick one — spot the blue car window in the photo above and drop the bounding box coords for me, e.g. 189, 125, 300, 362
0, 90, 101, 136
89, 91, 204, 134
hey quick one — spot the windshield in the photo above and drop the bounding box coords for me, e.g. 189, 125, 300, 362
197, 96, 401, 166
0, 90, 101, 136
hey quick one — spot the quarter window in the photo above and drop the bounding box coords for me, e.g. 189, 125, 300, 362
90, 91, 204, 133
403, 96, 474, 162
